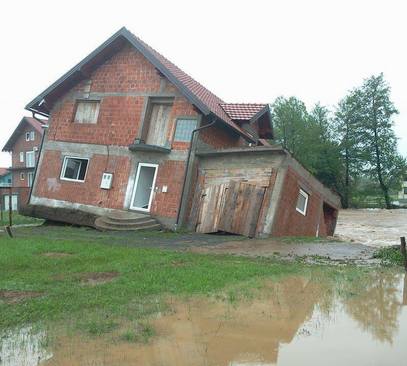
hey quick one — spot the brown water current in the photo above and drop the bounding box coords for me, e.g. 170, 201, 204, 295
1, 271, 407, 366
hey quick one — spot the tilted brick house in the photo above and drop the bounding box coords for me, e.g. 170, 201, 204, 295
24, 27, 340, 237
2, 117, 46, 209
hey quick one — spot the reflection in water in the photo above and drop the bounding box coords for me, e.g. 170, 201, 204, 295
0, 326, 52, 366
344, 271, 403, 343
1, 270, 407, 366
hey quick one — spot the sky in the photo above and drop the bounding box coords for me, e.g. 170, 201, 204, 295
1, 0, 406, 167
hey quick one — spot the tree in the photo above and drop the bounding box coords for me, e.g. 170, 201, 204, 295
358, 74, 406, 208
334, 90, 364, 208
272, 96, 308, 156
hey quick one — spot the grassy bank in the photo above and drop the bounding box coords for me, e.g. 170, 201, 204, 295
0, 225, 383, 344
0, 211, 44, 226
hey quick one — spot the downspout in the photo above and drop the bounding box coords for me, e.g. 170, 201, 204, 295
28, 112, 49, 204
175, 117, 217, 229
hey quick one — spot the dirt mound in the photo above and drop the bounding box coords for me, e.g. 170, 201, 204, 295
79, 271, 119, 286
0, 290, 43, 304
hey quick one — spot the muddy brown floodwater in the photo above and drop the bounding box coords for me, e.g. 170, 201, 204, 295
1, 270, 407, 366
336, 209, 407, 247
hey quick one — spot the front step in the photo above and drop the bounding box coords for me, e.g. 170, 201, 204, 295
94, 211, 162, 232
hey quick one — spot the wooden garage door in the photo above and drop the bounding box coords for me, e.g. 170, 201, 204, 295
196, 181, 265, 237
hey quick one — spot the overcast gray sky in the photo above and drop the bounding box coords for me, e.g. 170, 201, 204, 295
1, 0, 406, 167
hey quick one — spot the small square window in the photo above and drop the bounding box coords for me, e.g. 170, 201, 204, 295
60, 157, 89, 182
20, 172, 25, 180
174, 119, 198, 142
296, 189, 309, 216
25, 132, 30, 141
74, 100, 100, 124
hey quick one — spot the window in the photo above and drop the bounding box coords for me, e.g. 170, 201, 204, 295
174, 118, 198, 142
74, 100, 100, 124
20, 172, 25, 180
296, 188, 309, 216
404, 187, 407, 195
19, 152, 24, 163
28, 172, 34, 187
60, 157, 89, 182
25, 131, 35, 141
143, 98, 173, 147
26, 151, 35, 168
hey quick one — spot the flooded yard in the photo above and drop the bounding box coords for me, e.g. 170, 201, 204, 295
1, 269, 406, 366
336, 209, 407, 247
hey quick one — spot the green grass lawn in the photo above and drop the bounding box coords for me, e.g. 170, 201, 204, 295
0, 211, 44, 226
0, 225, 378, 340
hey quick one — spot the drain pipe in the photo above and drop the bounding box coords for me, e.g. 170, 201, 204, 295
28, 112, 49, 204
175, 117, 217, 229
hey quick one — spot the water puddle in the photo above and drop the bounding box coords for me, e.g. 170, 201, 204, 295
1, 271, 407, 366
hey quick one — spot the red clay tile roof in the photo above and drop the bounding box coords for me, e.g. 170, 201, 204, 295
220, 103, 267, 121
26, 28, 268, 142
128, 31, 249, 136
0, 168, 10, 177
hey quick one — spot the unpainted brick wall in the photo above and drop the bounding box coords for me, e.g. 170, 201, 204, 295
10, 123, 42, 187
34, 150, 131, 210
272, 166, 325, 237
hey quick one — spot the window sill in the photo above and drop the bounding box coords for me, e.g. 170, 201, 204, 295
128, 143, 171, 154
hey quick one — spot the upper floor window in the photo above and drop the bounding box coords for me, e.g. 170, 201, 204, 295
296, 188, 309, 216
174, 118, 198, 142
60, 157, 89, 182
19, 152, 24, 163
25, 131, 35, 141
74, 100, 100, 124
26, 151, 35, 168
143, 98, 173, 147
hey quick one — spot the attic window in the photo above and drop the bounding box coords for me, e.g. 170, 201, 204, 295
74, 100, 100, 124
296, 189, 309, 216
25, 131, 35, 141
143, 98, 173, 147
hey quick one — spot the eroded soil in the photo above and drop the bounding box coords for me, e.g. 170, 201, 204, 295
0, 290, 43, 304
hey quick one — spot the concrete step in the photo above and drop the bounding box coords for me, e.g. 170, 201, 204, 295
98, 217, 158, 228
95, 219, 162, 232
106, 211, 151, 224
94, 214, 162, 232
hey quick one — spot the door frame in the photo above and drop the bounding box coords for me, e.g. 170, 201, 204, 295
130, 163, 159, 212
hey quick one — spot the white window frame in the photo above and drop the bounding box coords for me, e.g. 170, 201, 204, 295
19, 152, 24, 163
20, 172, 25, 180
25, 132, 30, 141
27, 172, 34, 187
130, 163, 159, 212
60, 156, 89, 183
296, 188, 309, 216
26, 151, 35, 168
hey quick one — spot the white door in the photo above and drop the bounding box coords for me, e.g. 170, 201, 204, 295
130, 163, 158, 212
3, 195, 18, 211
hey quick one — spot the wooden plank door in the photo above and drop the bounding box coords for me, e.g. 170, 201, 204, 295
218, 181, 265, 237
195, 184, 228, 233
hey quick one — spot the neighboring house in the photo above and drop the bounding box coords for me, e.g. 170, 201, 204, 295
24, 27, 340, 237
0, 168, 12, 187
2, 116, 47, 208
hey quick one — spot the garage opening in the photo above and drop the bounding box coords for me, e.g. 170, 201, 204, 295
322, 203, 337, 236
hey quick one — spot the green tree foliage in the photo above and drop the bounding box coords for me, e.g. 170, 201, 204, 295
271, 74, 406, 208
334, 90, 365, 208
356, 74, 406, 208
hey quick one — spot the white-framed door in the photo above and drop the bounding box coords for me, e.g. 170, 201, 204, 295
130, 163, 159, 212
